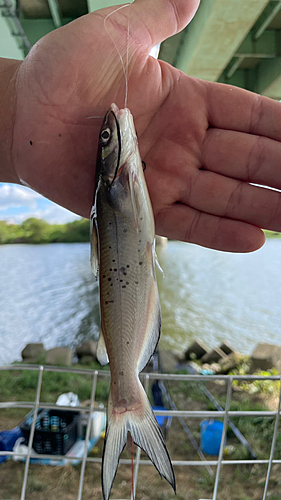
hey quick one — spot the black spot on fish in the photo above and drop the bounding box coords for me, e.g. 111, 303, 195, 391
126, 265, 130, 268
109, 246, 111, 249
112, 259, 115, 262
122, 285, 126, 289
140, 217, 143, 220
109, 222, 112, 225
103, 275, 106, 278
110, 268, 112, 271
123, 228, 127, 233
111, 283, 113, 286
120, 280, 123, 282
105, 301, 108, 305
126, 282, 129, 285
30, 140, 33, 145
59, 133, 61, 137
126, 341, 129, 345
108, 278, 111, 281
114, 268, 117, 272
135, 281, 138, 284
139, 262, 143, 265
119, 371, 124, 376
139, 240, 141, 243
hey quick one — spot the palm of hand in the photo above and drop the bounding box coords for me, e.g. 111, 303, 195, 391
12, 3, 281, 252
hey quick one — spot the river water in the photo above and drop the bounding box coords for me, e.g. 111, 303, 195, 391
0, 240, 280, 365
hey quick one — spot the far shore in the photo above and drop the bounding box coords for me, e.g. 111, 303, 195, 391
0, 218, 280, 245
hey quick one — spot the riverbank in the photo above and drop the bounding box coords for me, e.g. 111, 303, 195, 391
0, 218, 280, 245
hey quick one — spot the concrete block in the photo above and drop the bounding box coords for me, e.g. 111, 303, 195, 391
78, 355, 95, 366
219, 341, 235, 356
75, 340, 97, 359
46, 347, 73, 366
21, 343, 45, 360
185, 339, 209, 360
251, 343, 281, 372
201, 347, 227, 364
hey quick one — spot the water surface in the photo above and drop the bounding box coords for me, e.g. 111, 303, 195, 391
0, 240, 280, 365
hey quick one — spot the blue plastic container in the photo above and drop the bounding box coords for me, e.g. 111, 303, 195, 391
0, 427, 23, 464
152, 406, 170, 427
200, 420, 226, 455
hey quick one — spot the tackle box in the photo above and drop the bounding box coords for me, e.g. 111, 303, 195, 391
20, 409, 80, 455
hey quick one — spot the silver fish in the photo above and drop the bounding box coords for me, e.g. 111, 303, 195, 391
90, 103, 175, 500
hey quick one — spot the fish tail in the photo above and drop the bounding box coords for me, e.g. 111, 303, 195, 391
102, 383, 176, 500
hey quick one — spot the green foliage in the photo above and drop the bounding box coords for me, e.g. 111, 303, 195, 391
0, 217, 90, 244
231, 368, 280, 396
263, 230, 281, 238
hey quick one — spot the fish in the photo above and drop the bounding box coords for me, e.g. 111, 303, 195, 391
90, 103, 176, 500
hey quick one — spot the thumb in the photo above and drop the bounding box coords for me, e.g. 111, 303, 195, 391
132, 0, 200, 48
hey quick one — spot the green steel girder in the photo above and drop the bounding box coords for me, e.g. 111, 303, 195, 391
218, 68, 257, 92
235, 30, 277, 57
20, 18, 72, 49
220, 28, 281, 98
47, 0, 62, 28
173, 0, 270, 82
253, 0, 281, 40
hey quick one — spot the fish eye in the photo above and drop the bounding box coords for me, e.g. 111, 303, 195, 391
100, 128, 111, 144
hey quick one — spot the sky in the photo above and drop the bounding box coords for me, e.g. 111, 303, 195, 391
0, 183, 81, 225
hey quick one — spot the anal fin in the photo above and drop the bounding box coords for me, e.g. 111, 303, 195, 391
97, 328, 109, 366
138, 281, 161, 373
90, 206, 99, 278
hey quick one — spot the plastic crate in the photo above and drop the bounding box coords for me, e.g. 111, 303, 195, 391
20, 409, 80, 455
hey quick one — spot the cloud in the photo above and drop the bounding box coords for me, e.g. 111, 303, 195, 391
1, 204, 80, 225
0, 184, 40, 210
0, 183, 81, 225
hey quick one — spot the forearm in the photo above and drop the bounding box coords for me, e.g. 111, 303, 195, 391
0, 57, 22, 184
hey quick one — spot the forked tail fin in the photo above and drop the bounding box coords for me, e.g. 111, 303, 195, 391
102, 382, 176, 500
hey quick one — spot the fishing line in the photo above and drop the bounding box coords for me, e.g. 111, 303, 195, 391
130, 435, 135, 500
104, 3, 131, 109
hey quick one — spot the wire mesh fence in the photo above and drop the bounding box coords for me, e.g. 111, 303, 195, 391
0, 364, 280, 500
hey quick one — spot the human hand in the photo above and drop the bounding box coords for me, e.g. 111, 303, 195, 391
10, 0, 281, 252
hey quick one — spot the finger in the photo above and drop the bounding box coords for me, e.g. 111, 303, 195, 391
132, 0, 200, 47
155, 204, 265, 252
206, 81, 281, 142
179, 169, 281, 232
202, 129, 281, 190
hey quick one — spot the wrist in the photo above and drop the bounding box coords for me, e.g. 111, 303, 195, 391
0, 57, 22, 184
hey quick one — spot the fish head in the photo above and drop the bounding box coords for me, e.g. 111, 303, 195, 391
96, 103, 138, 188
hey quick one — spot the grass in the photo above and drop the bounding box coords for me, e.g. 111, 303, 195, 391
0, 361, 110, 407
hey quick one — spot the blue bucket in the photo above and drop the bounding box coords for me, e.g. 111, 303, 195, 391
200, 420, 226, 456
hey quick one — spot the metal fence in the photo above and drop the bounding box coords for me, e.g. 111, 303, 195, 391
0, 364, 280, 500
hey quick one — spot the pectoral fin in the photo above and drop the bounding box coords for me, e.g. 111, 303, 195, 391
90, 208, 99, 278
128, 171, 139, 232
97, 328, 109, 365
